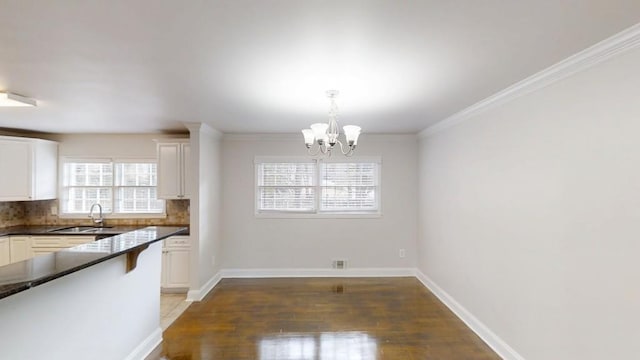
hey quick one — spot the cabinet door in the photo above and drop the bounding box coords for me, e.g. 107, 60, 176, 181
164, 249, 190, 288
9, 236, 32, 263
0, 237, 10, 266
157, 143, 182, 199
181, 143, 192, 199
0, 140, 32, 200
32, 140, 58, 200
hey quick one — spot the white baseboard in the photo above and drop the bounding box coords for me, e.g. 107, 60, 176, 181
220, 267, 416, 278
185, 268, 415, 301
123, 326, 162, 360
187, 271, 222, 302
415, 270, 525, 360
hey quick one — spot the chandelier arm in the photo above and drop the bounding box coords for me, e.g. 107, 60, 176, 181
307, 143, 323, 156
335, 140, 355, 156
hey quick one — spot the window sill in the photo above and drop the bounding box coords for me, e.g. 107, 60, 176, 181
255, 212, 382, 219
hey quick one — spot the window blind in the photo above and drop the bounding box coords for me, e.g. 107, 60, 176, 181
114, 163, 164, 213
61, 159, 164, 215
257, 162, 316, 212
320, 162, 378, 211
255, 158, 380, 215
63, 162, 113, 213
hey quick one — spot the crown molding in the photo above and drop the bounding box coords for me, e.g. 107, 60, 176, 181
419, 22, 640, 139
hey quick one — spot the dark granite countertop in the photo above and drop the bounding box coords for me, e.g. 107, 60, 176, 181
0, 225, 65, 237
0, 225, 189, 237
0, 226, 187, 300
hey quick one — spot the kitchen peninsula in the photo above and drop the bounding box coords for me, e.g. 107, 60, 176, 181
0, 226, 187, 360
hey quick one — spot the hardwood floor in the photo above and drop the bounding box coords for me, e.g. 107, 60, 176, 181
160, 293, 192, 330
147, 277, 500, 360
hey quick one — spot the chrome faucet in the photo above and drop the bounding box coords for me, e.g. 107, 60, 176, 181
89, 203, 104, 227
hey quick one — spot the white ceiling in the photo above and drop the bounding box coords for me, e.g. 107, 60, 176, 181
0, 1, 639, 134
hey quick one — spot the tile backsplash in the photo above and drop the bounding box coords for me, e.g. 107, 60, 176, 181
0, 199, 190, 228
0, 202, 26, 227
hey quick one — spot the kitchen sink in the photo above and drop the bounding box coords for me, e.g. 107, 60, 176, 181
82, 227, 114, 233
48, 226, 113, 233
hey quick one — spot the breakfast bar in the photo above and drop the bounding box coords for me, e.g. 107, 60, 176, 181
0, 226, 187, 360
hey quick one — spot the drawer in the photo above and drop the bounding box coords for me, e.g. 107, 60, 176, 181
33, 248, 64, 256
67, 236, 96, 246
165, 236, 190, 248
31, 236, 64, 247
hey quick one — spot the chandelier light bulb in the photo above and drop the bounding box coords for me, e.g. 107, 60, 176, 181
343, 125, 361, 146
301, 129, 315, 147
310, 123, 329, 144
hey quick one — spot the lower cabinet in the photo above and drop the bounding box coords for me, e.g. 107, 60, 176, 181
9, 236, 33, 263
161, 236, 191, 291
30, 236, 64, 256
1, 236, 33, 265
0, 237, 10, 266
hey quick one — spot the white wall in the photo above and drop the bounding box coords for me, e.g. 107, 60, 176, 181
221, 134, 418, 271
187, 124, 223, 296
417, 47, 640, 359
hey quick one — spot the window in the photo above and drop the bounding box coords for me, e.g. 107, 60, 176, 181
257, 162, 316, 212
320, 162, 378, 212
255, 157, 380, 215
61, 159, 165, 216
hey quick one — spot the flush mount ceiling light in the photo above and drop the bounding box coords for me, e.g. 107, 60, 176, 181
301, 90, 361, 157
0, 92, 37, 107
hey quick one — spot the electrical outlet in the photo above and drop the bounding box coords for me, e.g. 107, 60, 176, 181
50, 206, 57, 215
399, 248, 406, 258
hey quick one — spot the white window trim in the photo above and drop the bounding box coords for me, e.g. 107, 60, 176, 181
254, 156, 382, 218
58, 157, 167, 219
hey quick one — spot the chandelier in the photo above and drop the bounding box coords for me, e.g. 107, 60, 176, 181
301, 90, 361, 157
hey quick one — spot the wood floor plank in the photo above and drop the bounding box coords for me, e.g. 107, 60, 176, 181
148, 277, 500, 360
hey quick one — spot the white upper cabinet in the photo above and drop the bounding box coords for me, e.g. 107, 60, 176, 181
157, 139, 192, 199
0, 136, 58, 201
